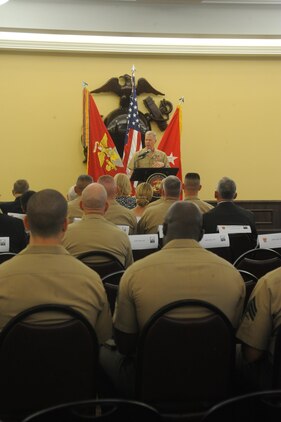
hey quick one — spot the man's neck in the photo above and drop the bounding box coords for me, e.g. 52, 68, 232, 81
185, 190, 199, 198
84, 209, 105, 216
29, 236, 62, 246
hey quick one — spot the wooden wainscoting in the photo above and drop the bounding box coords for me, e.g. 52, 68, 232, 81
205, 200, 281, 234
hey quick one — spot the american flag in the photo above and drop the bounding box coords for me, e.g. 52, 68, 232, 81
122, 73, 142, 173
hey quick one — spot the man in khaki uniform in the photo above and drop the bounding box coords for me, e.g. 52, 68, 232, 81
137, 175, 181, 234
67, 174, 93, 223
128, 131, 169, 171
63, 183, 133, 268
98, 175, 137, 235
236, 269, 281, 388
183, 172, 213, 214
100, 202, 245, 396
0, 189, 112, 345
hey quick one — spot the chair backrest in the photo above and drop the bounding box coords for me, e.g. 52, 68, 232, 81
76, 251, 125, 278
136, 299, 236, 413
238, 270, 258, 310
234, 248, 281, 279
0, 252, 16, 264
228, 233, 257, 263
0, 304, 99, 420
101, 270, 124, 315
201, 389, 281, 422
22, 398, 162, 422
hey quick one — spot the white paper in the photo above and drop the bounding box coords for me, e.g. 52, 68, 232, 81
258, 233, 281, 249
158, 225, 164, 239
117, 225, 130, 235
0, 237, 10, 252
8, 212, 26, 221
217, 225, 252, 234
129, 234, 158, 250
73, 218, 82, 223
200, 233, 230, 249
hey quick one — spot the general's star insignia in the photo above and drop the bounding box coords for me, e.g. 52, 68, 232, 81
168, 152, 177, 165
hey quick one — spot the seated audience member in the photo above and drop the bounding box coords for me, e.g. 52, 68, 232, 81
0, 213, 28, 253
236, 268, 281, 389
67, 174, 93, 222
101, 202, 245, 396
98, 175, 137, 235
203, 176, 257, 240
67, 185, 78, 201
0, 179, 29, 214
131, 182, 153, 219
137, 175, 181, 234
20, 190, 36, 213
0, 189, 112, 344
62, 183, 133, 268
184, 172, 213, 213
114, 173, 136, 210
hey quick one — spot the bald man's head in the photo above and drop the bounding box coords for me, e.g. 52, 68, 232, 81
163, 201, 203, 245
81, 183, 108, 214
97, 175, 117, 200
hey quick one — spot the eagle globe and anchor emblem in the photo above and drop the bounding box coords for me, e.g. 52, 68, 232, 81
84, 73, 174, 197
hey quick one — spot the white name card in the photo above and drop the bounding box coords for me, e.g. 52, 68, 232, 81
8, 212, 26, 221
117, 225, 130, 235
0, 237, 9, 252
129, 234, 158, 250
200, 233, 230, 249
258, 233, 281, 249
217, 225, 252, 234
73, 218, 82, 223
158, 225, 164, 239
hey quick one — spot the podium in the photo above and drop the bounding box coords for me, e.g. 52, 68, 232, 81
130, 167, 179, 182
131, 167, 179, 199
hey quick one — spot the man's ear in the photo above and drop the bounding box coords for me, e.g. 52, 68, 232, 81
198, 184, 202, 191
214, 190, 219, 200
104, 201, 109, 213
23, 215, 30, 231
234, 192, 237, 199
62, 218, 68, 233
79, 200, 84, 211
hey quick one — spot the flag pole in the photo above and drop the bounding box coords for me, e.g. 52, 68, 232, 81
178, 96, 184, 105
131, 64, 136, 77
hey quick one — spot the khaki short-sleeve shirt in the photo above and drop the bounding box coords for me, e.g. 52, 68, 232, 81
137, 199, 178, 234
128, 148, 170, 170
114, 239, 245, 333
62, 214, 133, 268
237, 267, 281, 360
0, 244, 112, 344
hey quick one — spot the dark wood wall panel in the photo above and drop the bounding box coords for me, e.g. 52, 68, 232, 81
206, 200, 281, 234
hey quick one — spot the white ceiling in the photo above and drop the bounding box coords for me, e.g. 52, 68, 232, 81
0, 0, 281, 37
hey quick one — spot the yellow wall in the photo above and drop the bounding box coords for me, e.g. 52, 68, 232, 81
1, 51, 281, 200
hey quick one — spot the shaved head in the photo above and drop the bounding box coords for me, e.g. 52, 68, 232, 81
81, 183, 107, 213
163, 201, 203, 245
98, 175, 117, 200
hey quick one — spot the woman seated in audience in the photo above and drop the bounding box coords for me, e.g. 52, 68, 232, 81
131, 182, 153, 219
114, 173, 136, 209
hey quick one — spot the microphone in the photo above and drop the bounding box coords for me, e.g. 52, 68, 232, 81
137, 149, 151, 160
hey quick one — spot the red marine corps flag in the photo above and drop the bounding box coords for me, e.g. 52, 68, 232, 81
158, 100, 183, 182
84, 87, 125, 181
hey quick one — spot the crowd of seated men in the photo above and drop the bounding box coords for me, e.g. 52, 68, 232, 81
0, 173, 279, 413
